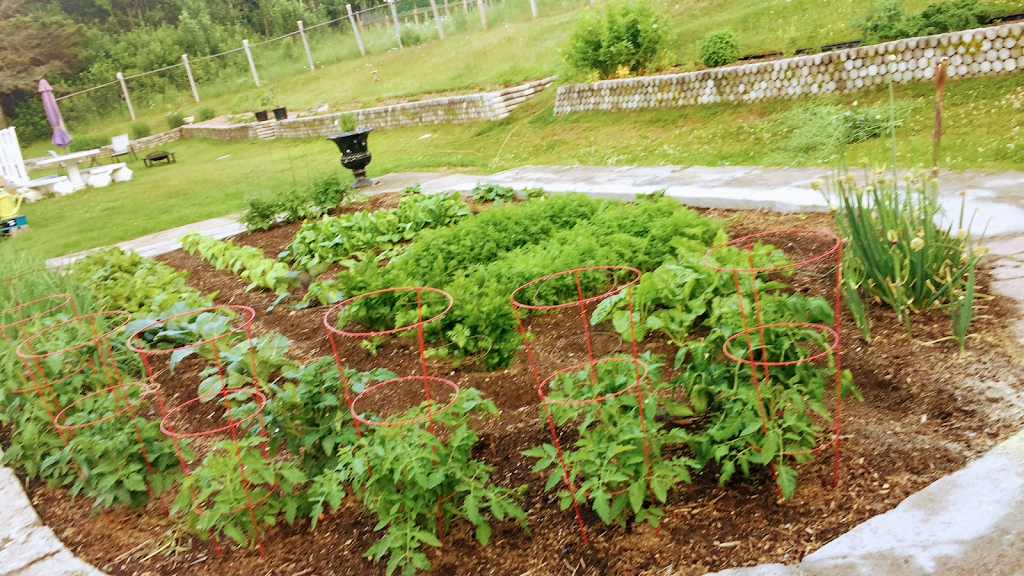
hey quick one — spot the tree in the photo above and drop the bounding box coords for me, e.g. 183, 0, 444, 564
0, 0, 85, 127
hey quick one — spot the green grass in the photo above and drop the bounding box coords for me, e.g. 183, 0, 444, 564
10, 70, 1023, 259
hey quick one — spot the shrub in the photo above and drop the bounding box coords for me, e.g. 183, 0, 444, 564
399, 26, 424, 46
758, 100, 917, 162
197, 107, 216, 122
852, 0, 908, 43
130, 122, 151, 139
699, 27, 740, 68
337, 113, 357, 132
853, 0, 995, 43
564, 0, 668, 79
915, 0, 994, 35
68, 135, 107, 152
165, 112, 185, 130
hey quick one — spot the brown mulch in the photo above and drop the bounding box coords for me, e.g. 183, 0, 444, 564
18, 206, 1024, 576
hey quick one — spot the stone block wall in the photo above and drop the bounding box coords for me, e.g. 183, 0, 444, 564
273, 76, 557, 138
128, 128, 183, 153
25, 76, 557, 166
180, 124, 258, 142
554, 24, 1024, 115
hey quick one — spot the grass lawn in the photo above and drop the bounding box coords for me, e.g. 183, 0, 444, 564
44, 0, 1024, 145
9, 70, 1024, 259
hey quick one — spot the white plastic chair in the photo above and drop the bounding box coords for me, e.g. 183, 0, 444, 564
110, 134, 137, 163
0, 127, 72, 198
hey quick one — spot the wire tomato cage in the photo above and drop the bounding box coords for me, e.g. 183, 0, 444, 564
511, 266, 654, 544
126, 305, 273, 558
702, 229, 844, 498
15, 311, 132, 444
52, 381, 170, 515
0, 293, 79, 342
323, 286, 460, 546
14, 311, 138, 520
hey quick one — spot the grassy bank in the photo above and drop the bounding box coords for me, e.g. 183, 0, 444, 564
10, 70, 1024, 258
38, 0, 1024, 148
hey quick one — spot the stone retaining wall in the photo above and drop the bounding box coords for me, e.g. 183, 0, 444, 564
554, 24, 1024, 115
275, 76, 557, 138
180, 123, 258, 142
25, 77, 557, 167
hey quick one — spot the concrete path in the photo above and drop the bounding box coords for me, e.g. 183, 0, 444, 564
11, 164, 1024, 576
0, 447, 107, 576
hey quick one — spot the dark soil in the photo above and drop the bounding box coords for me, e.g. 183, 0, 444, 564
18, 205, 1024, 576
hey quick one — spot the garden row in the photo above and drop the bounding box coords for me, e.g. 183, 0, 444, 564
0, 170, 982, 575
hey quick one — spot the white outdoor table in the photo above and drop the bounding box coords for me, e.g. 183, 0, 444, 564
34, 149, 102, 191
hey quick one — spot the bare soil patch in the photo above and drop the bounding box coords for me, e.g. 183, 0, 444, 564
19, 207, 1024, 576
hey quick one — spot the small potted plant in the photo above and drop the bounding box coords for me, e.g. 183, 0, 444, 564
328, 114, 374, 189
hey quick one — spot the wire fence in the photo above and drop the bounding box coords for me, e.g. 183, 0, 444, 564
53, 0, 565, 127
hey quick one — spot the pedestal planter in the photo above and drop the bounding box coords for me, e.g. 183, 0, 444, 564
328, 127, 375, 188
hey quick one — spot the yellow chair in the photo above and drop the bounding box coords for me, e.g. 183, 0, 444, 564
0, 190, 25, 220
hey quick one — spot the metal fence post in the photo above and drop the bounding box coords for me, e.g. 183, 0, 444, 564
347, 4, 367, 56
477, 0, 487, 29
428, 0, 445, 39
242, 39, 261, 87
116, 72, 136, 121
388, 0, 403, 49
182, 54, 200, 102
298, 21, 315, 72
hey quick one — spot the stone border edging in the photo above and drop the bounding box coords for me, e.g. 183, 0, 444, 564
0, 445, 109, 576
554, 24, 1023, 115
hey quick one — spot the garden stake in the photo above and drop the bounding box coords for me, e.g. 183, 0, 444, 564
933, 58, 948, 169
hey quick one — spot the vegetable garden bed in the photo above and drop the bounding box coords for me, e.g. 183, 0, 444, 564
2, 192, 1023, 576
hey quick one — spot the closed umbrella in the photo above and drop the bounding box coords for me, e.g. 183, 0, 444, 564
38, 79, 72, 149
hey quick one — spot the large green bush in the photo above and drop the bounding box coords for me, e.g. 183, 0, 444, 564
165, 111, 185, 130
564, 0, 668, 79
68, 135, 107, 152
699, 27, 740, 69
853, 0, 995, 43
130, 122, 151, 139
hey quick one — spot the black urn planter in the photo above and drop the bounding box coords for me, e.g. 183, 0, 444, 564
272, 107, 287, 121
328, 127, 375, 189
254, 110, 269, 122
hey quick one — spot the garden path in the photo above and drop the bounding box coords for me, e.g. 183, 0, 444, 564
8, 164, 1022, 576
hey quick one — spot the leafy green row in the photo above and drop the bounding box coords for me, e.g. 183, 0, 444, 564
68, 247, 214, 317
322, 194, 726, 368
280, 190, 472, 274
240, 174, 351, 232
181, 233, 300, 295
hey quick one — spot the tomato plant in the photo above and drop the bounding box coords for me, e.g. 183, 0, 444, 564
525, 354, 695, 528
674, 293, 860, 499
308, 388, 528, 576
173, 435, 307, 547
262, 358, 396, 479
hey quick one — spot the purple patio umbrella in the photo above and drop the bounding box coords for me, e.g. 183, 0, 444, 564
38, 79, 72, 148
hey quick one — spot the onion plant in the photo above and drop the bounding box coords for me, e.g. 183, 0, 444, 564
823, 171, 985, 341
